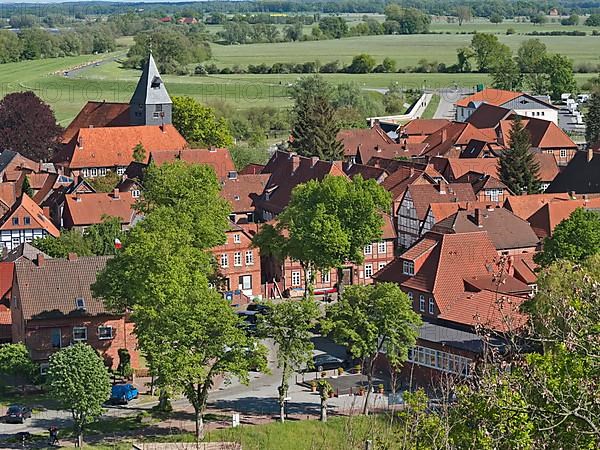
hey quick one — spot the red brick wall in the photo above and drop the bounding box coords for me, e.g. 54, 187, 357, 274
22, 316, 139, 369
211, 229, 262, 297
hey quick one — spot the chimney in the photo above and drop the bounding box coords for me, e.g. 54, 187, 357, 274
160, 124, 165, 133
77, 137, 84, 149
36, 254, 45, 266
311, 156, 319, 168
112, 188, 120, 200
439, 181, 447, 194
291, 154, 300, 173
402, 139, 407, 151
441, 127, 447, 142
43, 206, 50, 217
569, 191, 576, 200
474, 208, 483, 227
587, 147, 594, 162
67, 252, 78, 261
409, 167, 414, 176
486, 204, 494, 212
375, 145, 381, 153
75, 192, 81, 202
208, 146, 216, 152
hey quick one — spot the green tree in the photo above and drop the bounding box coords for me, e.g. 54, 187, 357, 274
47, 343, 111, 448
258, 299, 320, 422
87, 171, 120, 193
254, 175, 390, 296
346, 53, 376, 74
33, 230, 92, 258
456, 47, 474, 72
289, 75, 344, 160
517, 39, 548, 93
585, 14, 600, 26
322, 283, 421, 415
491, 56, 523, 91
535, 208, 600, 267
498, 116, 541, 195
0, 343, 37, 389
132, 142, 146, 163
586, 91, 600, 145
470, 33, 511, 72
318, 16, 348, 39
490, 13, 504, 24
21, 175, 34, 198
172, 96, 234, 148
84, 216, 125, 256
317, 379, 334, 422
543, 53, 576, 100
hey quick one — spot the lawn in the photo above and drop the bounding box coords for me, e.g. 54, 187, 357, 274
421, 94, 441, 119
209, 33, 600, 68
82, 415, 405, 450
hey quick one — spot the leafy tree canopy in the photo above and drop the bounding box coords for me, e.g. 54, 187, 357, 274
172, 96, 234, 148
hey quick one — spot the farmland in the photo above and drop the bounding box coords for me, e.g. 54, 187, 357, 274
1, 19, 598, 123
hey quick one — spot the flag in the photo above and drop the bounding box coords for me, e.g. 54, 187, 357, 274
114, 238, 122, 250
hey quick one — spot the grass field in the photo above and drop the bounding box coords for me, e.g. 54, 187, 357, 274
209, 33, 600, 68
1, 25, 597, 123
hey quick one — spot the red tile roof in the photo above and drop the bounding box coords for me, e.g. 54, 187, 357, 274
511, 253, 538, 285
256, 151, 347, 214
456, 89, 522, 108
0, 194, 59, 237
400, 119, 451, 136
337, 124, 395, 157
527, 197, 600, 238
239, 164, 265, 175
221, 174, 270, 213
62, 101, 131, 143
58, 125, 187, 170
64, 191, 137, 227
0, 262, 13, 300
0, 182, 17, 211
503, 193, 573, 221
404, 183, 476, 220
498, 118, 577, 150
421, 122, 497, 156
380, 165, 436, 200
357, 141, 428, 163
150, 148, 235, 180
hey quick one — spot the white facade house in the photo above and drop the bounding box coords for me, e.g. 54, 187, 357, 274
456, 89, 559, 125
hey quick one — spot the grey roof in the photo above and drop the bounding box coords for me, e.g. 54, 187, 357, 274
0, 150, 18, 174
14, 256, 112, 320
546, 150, 600, 194
418, 321, 504, 354
2, 243, 51, 263
129, 54, 172, 106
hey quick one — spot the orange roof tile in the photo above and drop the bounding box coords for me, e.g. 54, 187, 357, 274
0, 262, 13, 300
503, 193, 572, 221
528, 197, 600, 238
62, 101, 131, 143
64, 191, 137, 227
0, 194, 59, 237
404, 183, 476, 220
337, 125, 395, 157
59, 125, 187, 170
221, 174, 270, 213
400, 119, 451, 136
456, 88, 522, 108
150, 148, 235, 180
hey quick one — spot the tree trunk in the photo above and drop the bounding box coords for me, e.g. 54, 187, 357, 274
76, 427, 83, 448
363, 358, 375, 416
158, 389, 171, 411
195, 410, 204, 442
278, 363, 289, 423
336, 267, 345, 298
320, 398, 328, 422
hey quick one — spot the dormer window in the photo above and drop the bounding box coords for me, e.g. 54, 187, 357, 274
233, 234, 241, 244
402, 260, 414, 275
75, 297, 86, 310
228, 171, 238, 180
151, 76, 162, 89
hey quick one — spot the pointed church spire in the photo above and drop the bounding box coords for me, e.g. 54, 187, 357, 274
129, 54, 172, 126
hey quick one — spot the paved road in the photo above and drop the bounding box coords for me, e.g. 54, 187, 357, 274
63, 52, 125, 79
0, 336, 388, 442
432, 88, 473, 120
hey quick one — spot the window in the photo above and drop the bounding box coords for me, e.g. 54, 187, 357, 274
40, 363, 49, 376
364, 264, 373, 279
239, 275, 252, 290
486, 188, 502, 202
132, 190, 141, 198
51, 328, 61, 348
116, 167, 126, 175
73, 327, 87, 341
402, 261, 415, 275
233, 234, 241, 244
220, 253, 229, 268
408, 292, 413, 302
419, 295, 425, 312
98, 326, 113, 340
321, 271, 330, 283
234, 252, 242, 266
153, 112, 160, 119
155, 104, 163, 112
378, 262, 386, 271
24, 216, 30, 225
560, 149, 567, 158
245, 250, 254, 265
378, 241, 386, 254
89, 168, 98, 177
12, 217, 18, 226
428, 298, 435, 314
364, 244, 372, 255
291, 271, 301, 286
75, 297, 85, 310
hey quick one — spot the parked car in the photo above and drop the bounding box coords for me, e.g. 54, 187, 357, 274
312, 354, 345, 372
5, 405, 32, 424
109, 384, 139, 405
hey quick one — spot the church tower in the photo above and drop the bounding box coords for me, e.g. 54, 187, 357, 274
129, 54, 172, 126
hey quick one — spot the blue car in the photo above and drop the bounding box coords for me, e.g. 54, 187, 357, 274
110, 384, 138, 405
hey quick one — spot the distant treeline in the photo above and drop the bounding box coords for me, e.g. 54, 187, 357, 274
1, 1, 599, 21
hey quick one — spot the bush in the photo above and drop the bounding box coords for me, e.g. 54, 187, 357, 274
506, 27, 516, 35
194, 65, 208, 76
